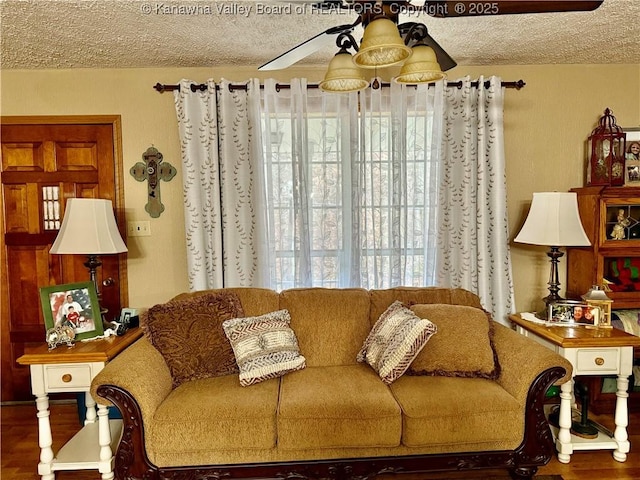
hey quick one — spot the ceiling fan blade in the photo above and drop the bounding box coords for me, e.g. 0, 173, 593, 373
425, 0, 604, 18
258, 23, 357, 71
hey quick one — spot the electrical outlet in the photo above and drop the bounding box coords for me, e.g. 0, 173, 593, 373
128, 221, 151, 237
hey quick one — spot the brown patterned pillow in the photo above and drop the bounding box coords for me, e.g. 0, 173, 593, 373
142, 292, 244, 387
357, 301, 437, 385
408, 304, 500, 379
222, 310, 306, 387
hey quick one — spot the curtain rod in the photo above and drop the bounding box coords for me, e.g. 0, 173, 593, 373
154, 79, 526, 93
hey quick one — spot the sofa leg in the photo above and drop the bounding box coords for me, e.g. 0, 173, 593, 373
509, 466, 538, 480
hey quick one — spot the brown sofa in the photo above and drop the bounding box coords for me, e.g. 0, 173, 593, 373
92, 287, 572, 480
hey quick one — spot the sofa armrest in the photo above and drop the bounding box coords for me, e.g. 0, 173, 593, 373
90, 336, 172, 424
492, 322, 573, 402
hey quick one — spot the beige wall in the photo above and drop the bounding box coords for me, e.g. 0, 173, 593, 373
2, 64, 639, 314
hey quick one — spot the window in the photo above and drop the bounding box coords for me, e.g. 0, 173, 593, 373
262, 92, 438, 291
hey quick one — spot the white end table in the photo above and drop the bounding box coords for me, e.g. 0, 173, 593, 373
17, 327, 142, 480
510, 314, 640, 464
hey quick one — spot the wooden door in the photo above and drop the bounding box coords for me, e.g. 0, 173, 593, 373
1, 116, 128, 401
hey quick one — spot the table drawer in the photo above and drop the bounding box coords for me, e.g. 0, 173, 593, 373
44, 364, 92, 390
574, 349, 619, 375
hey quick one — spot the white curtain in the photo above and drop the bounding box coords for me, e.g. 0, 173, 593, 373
173, 76, 514, 322
174, 79, 222, 290
174, 78, 268, 290
436, 76, 515, 323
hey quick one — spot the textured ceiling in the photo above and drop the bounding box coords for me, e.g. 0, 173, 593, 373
1, 0, 638, 71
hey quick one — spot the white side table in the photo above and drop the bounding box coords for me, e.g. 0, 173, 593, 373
510, 314, 640, 464
17, 327, 142, 480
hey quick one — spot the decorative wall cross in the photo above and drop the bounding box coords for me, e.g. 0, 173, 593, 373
130, 146, 176, 218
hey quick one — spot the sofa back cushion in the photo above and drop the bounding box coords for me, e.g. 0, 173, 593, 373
369, 287, 483, 327
279, 288, 371, 367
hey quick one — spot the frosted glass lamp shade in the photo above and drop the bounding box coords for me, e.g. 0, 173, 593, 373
353, 18, 412, 68
514, 192, 590, 247
393, 44, 446, 84
50, 198, 127, 255
319, 51, 369, 93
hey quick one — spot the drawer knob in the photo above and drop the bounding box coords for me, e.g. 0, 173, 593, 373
61, 374, 73, 383
595, 357, 605, 366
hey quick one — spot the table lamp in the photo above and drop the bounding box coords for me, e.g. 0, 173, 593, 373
49, 198, 127, 312
514, 192, 591, 307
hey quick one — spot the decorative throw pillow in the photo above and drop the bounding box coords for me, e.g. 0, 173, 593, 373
357, 301, 437, 385
142, 292, 244, 388
222, 310, 306, 387
408, 304, 500, 379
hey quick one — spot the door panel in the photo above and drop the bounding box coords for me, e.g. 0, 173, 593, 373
1, 116, 127, 401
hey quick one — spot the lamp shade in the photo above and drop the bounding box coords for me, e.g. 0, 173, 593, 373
353, 18, 412, 68
50, 198, 127, 255
319, 51, 369, 93
393, 44, 446, 84
514, 192, 591, 247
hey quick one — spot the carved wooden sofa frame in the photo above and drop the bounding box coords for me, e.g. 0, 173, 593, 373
97, 366, 564, 480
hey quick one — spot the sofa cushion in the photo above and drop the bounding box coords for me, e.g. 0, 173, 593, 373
390, 375, 522, 448
142, 291, 244, 387
369, 287, 483, 327
223, 310, 306, 386
357, 301, 437, 384
278, 365, 402, 450
148, 374, 280, 462
279, 288, 371, 367
407, 304, 500, 379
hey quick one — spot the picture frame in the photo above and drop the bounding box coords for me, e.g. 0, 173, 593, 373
624, 127, 640, 186
548, 300, 599, 326
39, 281, 103, 341
120, 307, 138, 324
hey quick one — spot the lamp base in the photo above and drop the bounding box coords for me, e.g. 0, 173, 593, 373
543, 246, 564, 306
84, 254, 107, 323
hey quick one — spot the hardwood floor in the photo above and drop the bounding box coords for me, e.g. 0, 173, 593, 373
2, 400, 640, 480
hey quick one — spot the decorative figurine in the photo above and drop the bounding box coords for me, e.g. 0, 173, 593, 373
610, 208, 630, 240
46, 324, 76, 350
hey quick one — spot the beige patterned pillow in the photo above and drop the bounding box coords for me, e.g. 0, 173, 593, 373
357, 301, 437, 385
222, 310, 306, 387
142, 292, 244, 388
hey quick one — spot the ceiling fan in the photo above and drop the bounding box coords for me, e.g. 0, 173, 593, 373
258, 0, 605, 72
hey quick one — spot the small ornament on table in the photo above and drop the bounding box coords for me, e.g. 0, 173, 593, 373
581, 285, 613, 328
46, 324, 76, 350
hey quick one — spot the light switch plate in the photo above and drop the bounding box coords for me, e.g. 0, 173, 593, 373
128, 221, 151, 237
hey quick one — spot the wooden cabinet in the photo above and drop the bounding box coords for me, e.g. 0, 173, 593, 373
567, 186, 640, 308
566, 186, 640, 414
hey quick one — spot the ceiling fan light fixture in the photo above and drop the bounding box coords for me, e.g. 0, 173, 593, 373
319, 50, 369, 93
353, 18, 411, 68
394, 44, 446, 84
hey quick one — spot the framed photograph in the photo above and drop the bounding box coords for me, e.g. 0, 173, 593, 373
624, 127, 640, 186
39, 282, 103, 341
548, 301, 599, 326
120, 307, 138, 324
